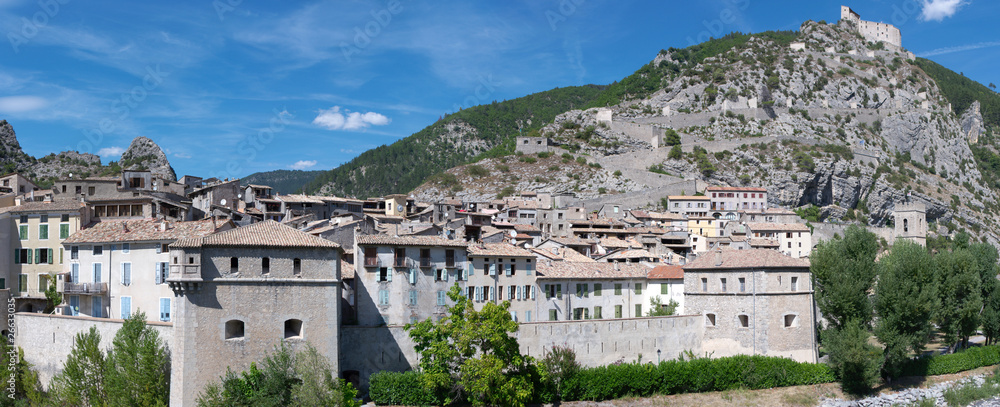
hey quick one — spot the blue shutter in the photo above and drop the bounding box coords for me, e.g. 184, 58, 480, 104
465, 263, 472, 280
93, 263, 101, 283
13, 250, 18, 264
71, 264, 79, 283
408, 268, 416, 285
386, 267, 393, 282
489, 264, 496, 276
69, 296, 79, 316
505, 264, 511, 277
160, 298, 171, 321
121, 297, 131, 319
155, 263, 162, 284
526, 262, 532, 275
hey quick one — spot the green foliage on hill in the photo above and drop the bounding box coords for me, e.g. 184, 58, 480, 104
242, 169, 325, 195
915, 58, 1000, 128
303, 85, 606, 198
585, 30, 798, 108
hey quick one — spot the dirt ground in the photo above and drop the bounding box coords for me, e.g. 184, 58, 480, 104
551, 365, 999, 407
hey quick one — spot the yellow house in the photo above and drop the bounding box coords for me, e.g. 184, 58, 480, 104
1, 200, 89, 312
687, 216, 718, 238
384, 194, 408, 217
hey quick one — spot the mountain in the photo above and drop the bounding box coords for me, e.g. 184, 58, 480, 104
302, 85, 607, 198
120, 136, 176, 181
0, 120, 35, 175
242, 170, 325, 194
411, 20, 1000, 244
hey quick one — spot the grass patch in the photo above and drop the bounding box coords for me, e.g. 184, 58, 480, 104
942, 370, 1000, 406
779, 391, 817, 406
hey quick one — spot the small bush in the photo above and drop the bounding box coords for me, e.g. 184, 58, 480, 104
497, 165, 510, 173
899, 345, 1000, 377
369, 371, 443, 406
520, 156, 537, 164
598, 187, 607, 194
613, 170, 622, 177
466, 165, 490, 177
576, 157, 587, 165
537, 151, 553, 159
588, 162, 602, 169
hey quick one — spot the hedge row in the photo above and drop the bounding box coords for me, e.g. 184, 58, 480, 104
562, 355, 835, 401
369, 355, 834, 405
368, 371, 442, 406
899, 345, 1000, 377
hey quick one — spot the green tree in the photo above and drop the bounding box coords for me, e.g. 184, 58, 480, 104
43, 272, 62, 314
663, 129, 681, 146
0, 339, 42, 406
646, 296, 678, 316
933, 248, 982, 350
49, 327, 107, 406
822, 320, 882, 395
811, 225, 878, 330
874, 241, 938, 377
290, 345, 359, 407
406, 284, 534, 407
971, 242, 1000, 345
105, 311, 170, 407
668, 144, 683, 160
536, 346, 579, 403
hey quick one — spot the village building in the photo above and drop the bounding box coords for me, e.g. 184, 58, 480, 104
707, 186, 768, 219
646, 264, 685, 314
535, 261, 652, 320
466, 243, 538, 322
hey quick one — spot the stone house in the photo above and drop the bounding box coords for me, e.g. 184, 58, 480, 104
683, 249, 817, 363
646, 264, 685, 314
746, 222, 812, 258
60, 218, 230, 321
465, 243, 538, 322
188, 178, 241, 220
706, 186, 768, 219
667, 195, 710, 218
1, 200, 89, 312
0, 173, 39, 195
536, 205, 586, 237
354, 235, 469, 326
535, 261, 652, 321
167, 220, 343, 406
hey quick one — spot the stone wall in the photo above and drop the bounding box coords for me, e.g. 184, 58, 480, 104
514, 137, 551, 155
340, 314, 703, 391
13, 313, 174, 387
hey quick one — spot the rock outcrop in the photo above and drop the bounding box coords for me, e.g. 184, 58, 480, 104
120, 136, 176, 181
961, 100, 986, 144
0, 120, 34, 174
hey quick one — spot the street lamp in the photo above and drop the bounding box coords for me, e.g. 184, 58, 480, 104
657, 349, 661, 363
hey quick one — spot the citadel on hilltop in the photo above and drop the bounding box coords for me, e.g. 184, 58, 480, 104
840, 5, 902, 48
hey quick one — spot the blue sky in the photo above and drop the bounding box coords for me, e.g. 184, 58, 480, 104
0, 0, 996, 180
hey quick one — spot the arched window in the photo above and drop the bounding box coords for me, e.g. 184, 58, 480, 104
903, 218, 909, 232
284, 319, 303, 339
225, 320, 245, 339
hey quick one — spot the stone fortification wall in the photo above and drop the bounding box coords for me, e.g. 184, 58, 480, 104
340, 314, 703, 391
14, 313, 174, 387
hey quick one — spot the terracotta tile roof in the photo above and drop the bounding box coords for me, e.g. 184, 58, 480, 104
0, 200, 86, 214
599, 239, 633, 249
532, 248, 595, 263
546, 237, 594, 247
749, 238, 779, 247
247, 184, 272, 189
173, 220, 340, 249
467, 243, 535, 257
64, 218, 221, 244
706, 186, 767, 192
513, 224, 539, 232
341, 259, 355, 279
355, 234, 468, 248
683, 249, 809, 270
604, 248, 656, 260
277, 194, 324, 204
747, 222, 810, 232
536, 261, 651, 279
648, 264, 684, 279
667, 195, 710, 200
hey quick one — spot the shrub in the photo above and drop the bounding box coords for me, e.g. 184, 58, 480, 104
668, 145, 683, 160
497, 186, 516, 199
369, 371, 442, 406
537, 151, 553, 159
898, 345, 1000, 377
520, 156, 537, 164
613, 170, 622, 177
598, 187, 607, 194
497, 165, 510, 173
576, 157, 587, 165
588, 162, 602, 169
466, 165, 490, 177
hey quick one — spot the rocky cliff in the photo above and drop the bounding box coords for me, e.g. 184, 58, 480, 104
120, 136, 176, 181
0, 120, 34, 174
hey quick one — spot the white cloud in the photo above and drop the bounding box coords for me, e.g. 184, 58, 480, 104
920, 0, 966, 22
0, 96, 47, 113
98, 147, 125, 158
312, 106, 390, 131
919, 41, 1000, 57
289, 160, 318, 170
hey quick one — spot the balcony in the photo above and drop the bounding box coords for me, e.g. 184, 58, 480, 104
62, 282, 108, 295
419, 257, 432, 268
393, 257, 406, 268
445, 257, 456, 268
364, 257, 379, 267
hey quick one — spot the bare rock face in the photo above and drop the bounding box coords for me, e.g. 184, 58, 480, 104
30, 151, 103, 179
120, 136, 176, 181
961, 100, 986, 144
0, 120, 34, 173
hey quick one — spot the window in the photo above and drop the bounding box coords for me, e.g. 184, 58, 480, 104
121, 263, 132, 286
60, 223, 69, 239
508, 285, 516, 300
70, 263, 79, 283
18, 225, 27, 240
526, 310, 532, 322
158, 298, 171, 321
903, 218, 908, 232
68, 296, 79, 315
615, 305, 623, 318
39, 224, 49, 240
594, 283, 602, 296
378, 289, 389, 305
61, 214, 69, 222
594, 306, 602, 319
706, 313, 716, 327
409, 290, 418, 305
88, 186, 95, 195
738, 314, 749, 327
739, 277, 746, 292
549, 309, 558, 321
71, 246, 79, 260
720, 278, 727, 292
262, 257, 270, 274
121, 296, 132, 319
634, 283, 642, 295
75, 185, 81, 194
155, 262, 168, 284
230, 257, 239, 273
284, 319, 303, 339
661, 283, 669, 295
18, 215, 27, 224
614, 283, 622, 295
14, 248, 30, 264
93, 246, 103, 256
791, 276, 798, 291
635, 304, 642, 317
18, 275, 27, 293
92, 297, 103, 318
435, 269, 446, 282
293, 258, 301, 276
784, 314, 799, 328
161, 244, 170, 253
576, 283, 588, 297
37, 275, 48, 293
379, 268, 390, 282
93, 263, 102, 283
225, 320, 245, 339
437, 291, 446, 306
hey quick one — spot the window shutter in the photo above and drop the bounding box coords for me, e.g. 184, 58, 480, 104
33, 248, 39, 264
156, 244, 162, 254
160, 298, 170, 321
526, 263, 532, 275
13, 249, 18, 264
71, 264, 79, 283
531, 286, 536, 300
516, 286, 522, 300
489, 264, 496, 276
505, 264, 511, 277
121, 297, 131, 319
489, 286, 495, 301
386, 267, 393, 282
408, 268, 415, 285
155, 263, 162, 284
48, 248, 54, 264
444, 269, 450, 282
465, 263, 472, 280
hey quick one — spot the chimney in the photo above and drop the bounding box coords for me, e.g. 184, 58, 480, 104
614, 261, 619, 271
160, 221, 168, 232
714, 249, 723, 267
122, 222, 129, 233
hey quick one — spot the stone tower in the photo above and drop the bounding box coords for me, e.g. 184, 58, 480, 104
893, 202, 926, 246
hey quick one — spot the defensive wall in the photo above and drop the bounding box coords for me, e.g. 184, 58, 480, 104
13, 313, 174, 387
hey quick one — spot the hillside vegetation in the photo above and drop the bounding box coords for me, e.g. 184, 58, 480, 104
242, 169, 324, 194
303, 85, 606, 198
